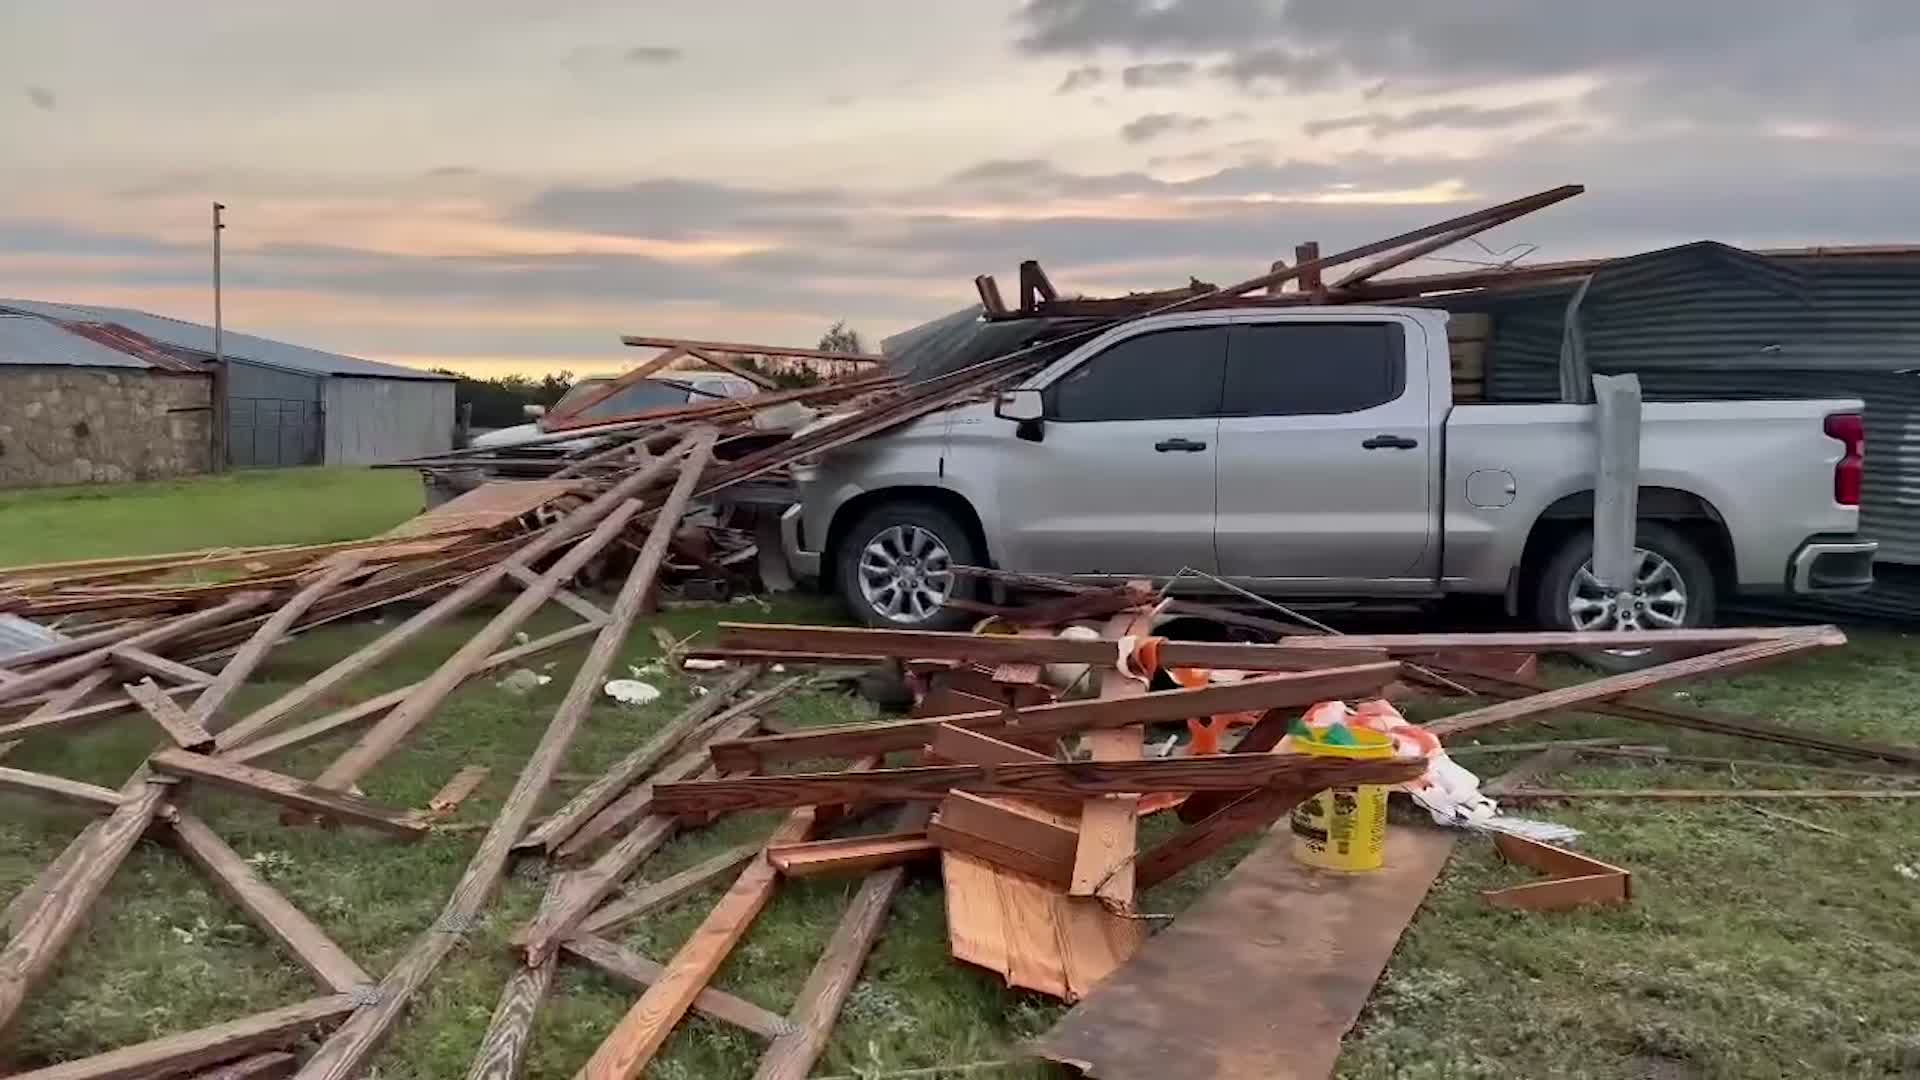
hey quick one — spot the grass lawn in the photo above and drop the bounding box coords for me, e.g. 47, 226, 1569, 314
3, 470, 1918, 1077
0, 467, 424, 565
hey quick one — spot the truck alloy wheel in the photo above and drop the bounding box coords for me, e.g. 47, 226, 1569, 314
858, 524, 956, 623
1565, 547, 1688, 632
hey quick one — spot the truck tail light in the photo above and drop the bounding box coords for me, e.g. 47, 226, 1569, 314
1825, 412, 1864, 507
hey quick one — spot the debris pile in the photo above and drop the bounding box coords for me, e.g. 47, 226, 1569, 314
2, 186, 1918, 1079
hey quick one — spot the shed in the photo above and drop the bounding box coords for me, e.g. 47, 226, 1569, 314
0, 300, 454, 468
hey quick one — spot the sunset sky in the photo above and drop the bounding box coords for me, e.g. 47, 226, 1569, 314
5, 1, 1919, 377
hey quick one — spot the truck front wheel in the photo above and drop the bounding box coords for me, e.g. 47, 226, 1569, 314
835, 502, 979, 630
1532, 522, 1717, 672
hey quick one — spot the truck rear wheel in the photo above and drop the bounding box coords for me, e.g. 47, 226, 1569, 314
1532, 522, 1717, 672
836, 502, 978, 630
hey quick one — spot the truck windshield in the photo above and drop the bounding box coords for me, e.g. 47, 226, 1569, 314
553, 379, 694, 422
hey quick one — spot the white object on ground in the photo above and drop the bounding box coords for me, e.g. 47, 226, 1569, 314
682, 658, 728, 671
604, 679, 661, 706
1480, 816, 1585, 846
1042, 625, 1103, 695
497, 669, 550, 694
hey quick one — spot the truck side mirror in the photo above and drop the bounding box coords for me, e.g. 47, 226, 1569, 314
994, 389, 1043, 423
994, 389, 1046, 442
522, 404, 548, 419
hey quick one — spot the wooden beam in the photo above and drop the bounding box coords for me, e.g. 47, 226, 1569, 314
543, 347, 691, 425
503, 563, 612, 624
752, 804, 934, 1080
111, 647, 215, 687
930, 793, 1078, 887
0, 765, 124, 811
974, 274, 1008, 317
715, 622, 1386, 670
1498, 787, 1920, 801
669, 746, 1426, 815
561, 934, 794, 1040
0, 593, 269, 707
710, 664, 1399, 771
192, 557, 368, 730
0, 779, 170, 1035
618, 335, 884, 364
1293, 242, 1323, 293
125, 677, 216, 751
165, 809, 372, 993
1425, 632, 1841, 740
512, 666, 770, 855
517, 712, 763, 962
184, 1052, 297, 1080
1175, 707, 1293, 822
148, 750, 427, 838
766, 831, 938, 879
1281, 625, 1820, 656
219, 622, 602, 762
462, 875, 571, 1080
927, 723, 1054, 766
6, 995, 354, 1080
1070, 726, 1141, 907
1135, 785, 1311, 888
579, 845, 760, 937
685, 348, 781, 391
575, 807, 818, 1078
216, 453, 676, 750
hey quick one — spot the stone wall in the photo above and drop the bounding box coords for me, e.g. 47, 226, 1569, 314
0, 367, 212, 488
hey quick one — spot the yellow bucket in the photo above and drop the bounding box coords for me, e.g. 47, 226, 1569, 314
1289, 726, 1395, 872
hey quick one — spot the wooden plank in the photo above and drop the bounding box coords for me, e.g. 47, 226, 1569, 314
0, 779, 170, 1035
503, 562, 610, 625
0, 765, 124, 811
183, 1051, 297, 1080
1134, 785, 1313, 889
110, 647, 215, 687
287, 448, 711, 1080
190, 557, 368, 730
995, 865, 1071, 1000
560, 935, 793, 1040
1175, 707, 1294, 822
148, 750, 426, 838
517, 712, 762, 961
0, 593, 269, 707
512, 667, 772, 854
1426, 633, 1840, 740
927, 723, 1053, 766
1484, 872, 1631, 911
653, 751, 1426, 815
579, 845, 759, 937
575, 807, 818, 1078
710, 663, 1399, 770
1498, 787, 1920, 801
685, 347, 781, 390
165, 809, 372, 993
940, 853, 1010, 981
716, 623, 1385, 670
219, 622, 603, 762
1070, 727, 1140, 907
125, 677, 216, 751
462, 876, 569, 1080
419, 764, 491, 820
311, 498, 647, 792
1035, 826, 1458, 1080
766, 832, 937, 879
616, 334, 884, 364
215, 453, 676, 750
1282, 625, 1821, 656
751, 805, 933, 1080
927, 821, 1073, 888
6, 995, 354, 1080
939, 791, 1078, 863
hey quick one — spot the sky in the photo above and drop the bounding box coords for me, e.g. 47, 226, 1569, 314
5, 0, 1920, 378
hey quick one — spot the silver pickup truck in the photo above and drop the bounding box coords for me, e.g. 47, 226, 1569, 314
782, 306, 1876, 636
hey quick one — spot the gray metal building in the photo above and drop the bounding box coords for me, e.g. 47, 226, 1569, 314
0, 299, 454, 468
1432, 243, 1920, 617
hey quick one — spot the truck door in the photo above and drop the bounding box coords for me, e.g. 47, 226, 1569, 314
1213, 318, 1435, 582
992, 324, 1225, 577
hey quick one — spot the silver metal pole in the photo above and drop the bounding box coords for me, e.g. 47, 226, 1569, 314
210, 202, 229, 472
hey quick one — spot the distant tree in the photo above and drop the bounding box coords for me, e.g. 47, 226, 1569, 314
817, 321, 866, 356
437, 368, 575, 428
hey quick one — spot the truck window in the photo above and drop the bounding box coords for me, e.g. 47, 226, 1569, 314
1223, 323, 1405, 416
1046, 326, 1226, 422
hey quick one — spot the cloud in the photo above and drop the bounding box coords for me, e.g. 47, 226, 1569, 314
1208, 46, 1340, 91
25, 86, 55, 111
515, 178, 848, 239
1120, 112, 1212, 143
1305, 102, 1560, 138
624, 45, 682, 65
1120, 60, 1195, 89
425, 165, 479, 178
1055, 64, 1104, 93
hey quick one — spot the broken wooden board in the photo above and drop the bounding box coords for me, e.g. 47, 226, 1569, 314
940, 852, 1143, 1004
1034, 825, 1457, 1080
766, 832, 938, 879
1482, 833, 1632, 913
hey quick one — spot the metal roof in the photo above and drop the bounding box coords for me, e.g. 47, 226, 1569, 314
0, 311, 163, 370
0, 299, 449, 381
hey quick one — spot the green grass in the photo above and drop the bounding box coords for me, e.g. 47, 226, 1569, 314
0, 468, 423, 565
4, 469, 1918, 1077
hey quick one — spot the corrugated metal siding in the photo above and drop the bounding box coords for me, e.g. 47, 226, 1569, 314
321, 378, 454, 464
226, 360, 321, 402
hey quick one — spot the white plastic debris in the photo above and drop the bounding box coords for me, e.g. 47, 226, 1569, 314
682, 658, 728, 671
604, 679, 662, 706
1481, 816, 1586, 846
1897, 863, 1918, 881
514, 631, 531, 646
497, 669, 550, 694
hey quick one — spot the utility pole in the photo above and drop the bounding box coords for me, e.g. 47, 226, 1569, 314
210, 202, 228, 472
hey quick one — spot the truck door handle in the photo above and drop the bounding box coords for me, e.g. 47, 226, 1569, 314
1154, 438, 1208, 453
1362, 434, 1419, 450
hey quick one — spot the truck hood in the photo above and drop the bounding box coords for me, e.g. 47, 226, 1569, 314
468, 423, 603, 453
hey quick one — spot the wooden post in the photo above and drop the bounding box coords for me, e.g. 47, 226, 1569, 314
1295, 242, 1323, 294
1591, 372, 1643, 599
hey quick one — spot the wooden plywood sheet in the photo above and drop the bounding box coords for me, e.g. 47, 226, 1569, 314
369, 480, 576, 557
940, 852, 1143, 1004
1035, 825, 1457, 1080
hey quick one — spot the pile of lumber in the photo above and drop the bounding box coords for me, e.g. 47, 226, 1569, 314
5, 182, 1919, 1078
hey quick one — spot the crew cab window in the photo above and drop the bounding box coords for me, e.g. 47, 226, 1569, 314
1223, 323, 1405, 416
1046, 326, 1227, 422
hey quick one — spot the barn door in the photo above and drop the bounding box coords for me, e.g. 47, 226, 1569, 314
229, 397, 322, 468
